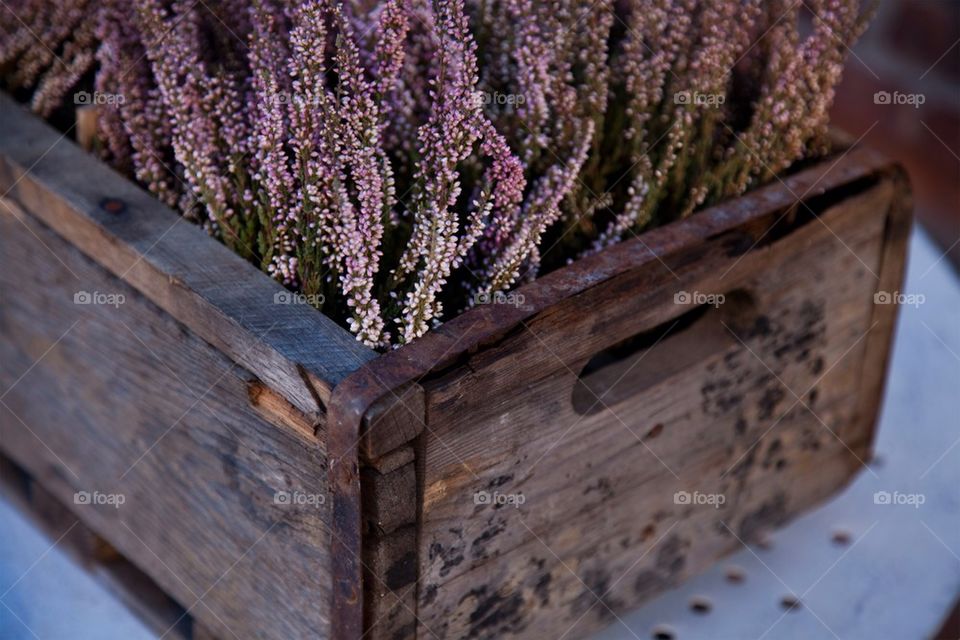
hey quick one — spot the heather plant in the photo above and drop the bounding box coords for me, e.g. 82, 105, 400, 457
0, 0, 875, 348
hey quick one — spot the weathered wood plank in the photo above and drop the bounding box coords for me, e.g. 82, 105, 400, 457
407, 178, 902, 638
0, 198, 333, 639
849, 167, 913, 448
0, 93, 375, 418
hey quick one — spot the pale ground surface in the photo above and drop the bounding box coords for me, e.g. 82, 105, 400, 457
0, 229, 957, 640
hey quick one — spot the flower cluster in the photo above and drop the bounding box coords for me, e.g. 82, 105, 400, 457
0, 0, 875, 348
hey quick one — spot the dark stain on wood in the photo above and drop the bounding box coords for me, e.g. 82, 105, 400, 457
633, 570, 665, 601
471, 517, 507, 559
421, 584, 438, 607
762, 438, 783, 470
631, 534, 691, 601
656, 535, 690, 575
534, 571, 552, 606
729, 444, 759, 482
757, 382, 786, 421
734, 417, 748, 435
487, 474, 513, 489
739, 493, 788, 542
583, 477, 615, 500
811, 356, 825, 375
571, 569, 624, 622
429, 539, 465, 578
390, 623, 416, 640
385, 551, 418, 590
460, 586, 528, 639
641, 523, 656, 542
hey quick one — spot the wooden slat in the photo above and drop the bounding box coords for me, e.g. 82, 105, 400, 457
0, 456, 193, 640
409, 178, 901, 638
0, 198, 333, 639
0, 93, 375, 419
322, 145, 906, 639
850, 167, 913, 447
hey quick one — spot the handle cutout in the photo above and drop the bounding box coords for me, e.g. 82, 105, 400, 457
572, 290, 755, 416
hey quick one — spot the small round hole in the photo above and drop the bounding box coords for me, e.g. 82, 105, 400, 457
645, 423, 665, 439
641, 523, 656, 542
831, 529, 851, 546
651, 625, 676, 640
725, 565, 746, 584
780, 595, 802, 611
689, 596, 712, 614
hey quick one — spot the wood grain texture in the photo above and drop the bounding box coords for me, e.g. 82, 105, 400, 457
0, 199, 333, 639
849, 167, 913, 448
0, 93, 375, 418
409, 177, 903, 638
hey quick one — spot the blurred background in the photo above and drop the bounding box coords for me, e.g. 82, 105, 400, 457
831, 0, 959, 273
837, 3, 958, 635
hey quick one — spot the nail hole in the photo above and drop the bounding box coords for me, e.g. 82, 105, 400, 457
780, 595, 802, 611
99, 197, 126, 215
645, 423, 664, 439
725, 565, 746, 583
831, 529, 851, 546
689, 596, 712, 614
651, 625, 676, 640
869, 453, 885, 468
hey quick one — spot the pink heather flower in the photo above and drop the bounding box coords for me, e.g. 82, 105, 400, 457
136, 0, 237, 231
374, 0, 411, 101
249, 0, 297, 283
2, 0, 874, 349
95, 0, 179, 209
484, 122, 593, 293
329, 3, 390, 346
394, 0, 489, 343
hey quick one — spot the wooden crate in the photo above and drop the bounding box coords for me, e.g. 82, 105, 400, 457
0, 93, 911, 639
